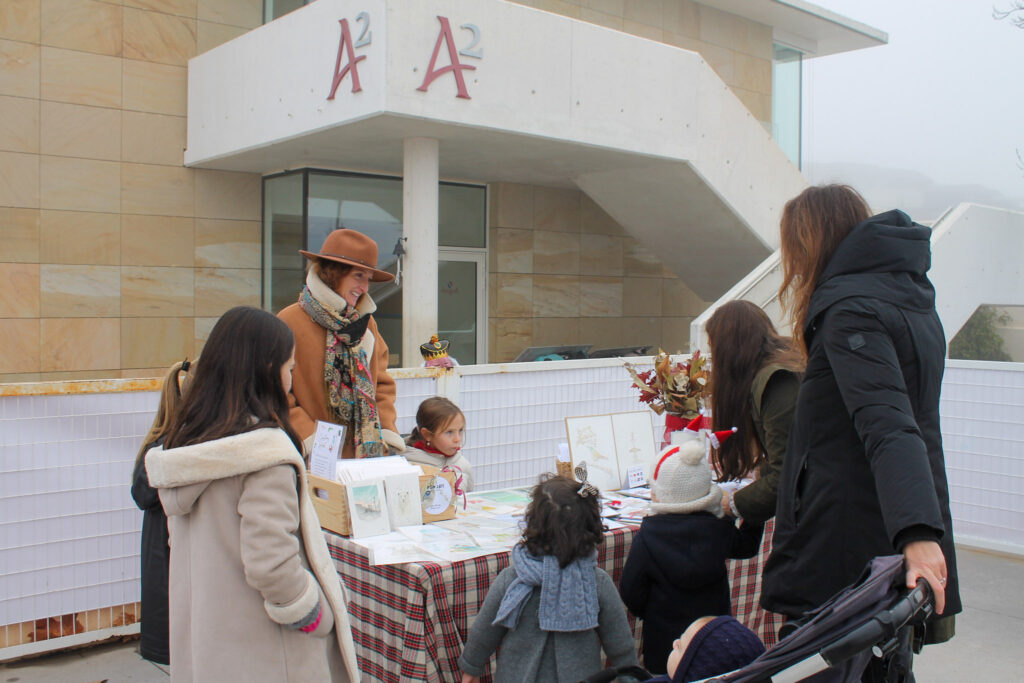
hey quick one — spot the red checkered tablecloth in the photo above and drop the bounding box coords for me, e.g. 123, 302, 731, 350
728, 518, 783, 648
325, 525, 640, 683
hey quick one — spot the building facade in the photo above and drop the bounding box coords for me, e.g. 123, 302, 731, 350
0, 0, 883, 381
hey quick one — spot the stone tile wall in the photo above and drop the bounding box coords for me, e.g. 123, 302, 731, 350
511, 0, 774, 126
489, 182, 708, 362
0, 0, 263, 382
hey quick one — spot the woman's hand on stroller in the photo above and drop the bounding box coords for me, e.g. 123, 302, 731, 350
903, 540, 947, 614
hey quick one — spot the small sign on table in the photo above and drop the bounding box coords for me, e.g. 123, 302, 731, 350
310, 420, 346, 484
625, 464, 647, 489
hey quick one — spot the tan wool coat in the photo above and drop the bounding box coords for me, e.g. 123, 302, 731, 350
147, 429, 360, 682
278, 267, 402, 459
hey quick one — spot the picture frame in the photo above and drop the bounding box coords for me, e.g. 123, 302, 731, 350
564, 411, 659, 491
564, 414, 621, 492
611, 411, 658, 485
345, 478, 391, 539
384, 472, 423, 528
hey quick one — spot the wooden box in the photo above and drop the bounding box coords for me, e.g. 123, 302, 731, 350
309, 474, 352, 536
309, 465, 458, 535
555, 460, 573, 479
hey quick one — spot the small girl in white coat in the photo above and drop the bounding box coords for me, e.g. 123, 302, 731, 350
403, 396, 474, 491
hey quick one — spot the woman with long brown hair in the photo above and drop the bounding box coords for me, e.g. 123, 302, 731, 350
703, 300, 803, 647
131, 359, 191, 665
146, 306, 359, 682
762, 185, 959, 679
706, 300, 803, 523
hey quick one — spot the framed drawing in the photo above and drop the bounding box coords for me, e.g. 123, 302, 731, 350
564, 415, 620, 492
384, 472, 423, 528
345, 479, 391, 539
611, 411, 658, 486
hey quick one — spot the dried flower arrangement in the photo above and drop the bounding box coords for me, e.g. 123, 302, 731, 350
625, 350, 711, 419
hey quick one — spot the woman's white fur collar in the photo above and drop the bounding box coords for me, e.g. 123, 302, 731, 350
147, 428, 303, 489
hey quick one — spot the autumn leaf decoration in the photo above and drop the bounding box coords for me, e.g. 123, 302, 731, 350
625, 349, 710, 417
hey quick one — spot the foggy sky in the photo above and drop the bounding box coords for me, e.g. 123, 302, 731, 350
800, 0, 1024, 220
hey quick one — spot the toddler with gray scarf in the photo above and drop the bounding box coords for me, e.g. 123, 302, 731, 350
458, 475, 640, 683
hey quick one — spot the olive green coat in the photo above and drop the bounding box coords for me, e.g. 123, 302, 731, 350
731, 363, 801, 523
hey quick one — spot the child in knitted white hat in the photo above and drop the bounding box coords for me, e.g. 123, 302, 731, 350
618, 435, 764, 675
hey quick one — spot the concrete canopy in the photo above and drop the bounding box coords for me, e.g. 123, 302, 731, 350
698, 0, 887, 56
184, 0, 874, 300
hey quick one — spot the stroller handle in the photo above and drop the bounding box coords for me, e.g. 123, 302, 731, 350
820, 579, 934, 667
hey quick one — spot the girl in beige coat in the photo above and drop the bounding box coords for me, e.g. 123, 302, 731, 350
147, 306, 359, 682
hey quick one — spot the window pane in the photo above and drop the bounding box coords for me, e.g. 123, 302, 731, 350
263, 170, 486, 366
772, 44, 802, 168
264, 0, 305, 23
308, 172, 405, 363
438, 260, 478, 364
307, 173, 403, 271
439, 184, 486, 248
263, 172, 305, 312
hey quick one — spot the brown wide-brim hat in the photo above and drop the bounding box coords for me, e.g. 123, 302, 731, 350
298, 229, 395, 282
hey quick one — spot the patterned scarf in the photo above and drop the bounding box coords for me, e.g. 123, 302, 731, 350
298, 283, 387, 459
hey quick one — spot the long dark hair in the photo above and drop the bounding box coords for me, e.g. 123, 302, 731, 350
778, 184, 871, 353
521, 474, 604, 568
706, 300, 804, 481
164, 306, 301, 453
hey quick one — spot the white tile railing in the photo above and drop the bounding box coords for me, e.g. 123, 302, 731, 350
1, 357, 1021, 659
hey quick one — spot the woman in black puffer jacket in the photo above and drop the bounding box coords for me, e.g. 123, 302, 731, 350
762, 185, 959, 679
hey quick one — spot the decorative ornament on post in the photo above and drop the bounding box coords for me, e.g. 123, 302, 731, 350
392, 236, 407, 286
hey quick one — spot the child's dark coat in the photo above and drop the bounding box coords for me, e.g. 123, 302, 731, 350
618, 512, 763, 674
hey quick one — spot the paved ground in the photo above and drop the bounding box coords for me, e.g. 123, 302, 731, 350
2, 545, 1020, 682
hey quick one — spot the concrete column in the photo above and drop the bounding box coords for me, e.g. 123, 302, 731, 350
402, 137, 440, 367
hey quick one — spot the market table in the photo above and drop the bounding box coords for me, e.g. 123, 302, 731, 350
326, 516, 779, 682
728, 518, 782, 648
325, 524, 640, 683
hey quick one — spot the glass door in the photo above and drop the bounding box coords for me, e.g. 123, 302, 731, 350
438, 250, 486, 365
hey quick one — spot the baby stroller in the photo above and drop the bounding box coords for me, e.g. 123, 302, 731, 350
583, 554, 934, 683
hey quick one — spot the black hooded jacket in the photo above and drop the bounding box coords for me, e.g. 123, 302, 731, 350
619, 512, 763, 674
762, 210, 961, 623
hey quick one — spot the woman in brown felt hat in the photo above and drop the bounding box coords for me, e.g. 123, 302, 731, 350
278, 229, 405, 459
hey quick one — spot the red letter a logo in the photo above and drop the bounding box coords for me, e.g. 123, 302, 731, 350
327, 18, 367, 100
417, 16, 476, 100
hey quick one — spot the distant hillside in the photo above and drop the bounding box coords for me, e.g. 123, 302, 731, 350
803, 162, 1024, 224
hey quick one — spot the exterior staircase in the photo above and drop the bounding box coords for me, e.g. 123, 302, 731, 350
689, 203, 1024, 351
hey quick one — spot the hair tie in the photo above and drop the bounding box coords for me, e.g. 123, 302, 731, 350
574, 462, 598, 498
180, 358, 191, 372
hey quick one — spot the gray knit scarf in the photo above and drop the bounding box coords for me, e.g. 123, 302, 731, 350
493, 544, 599, 632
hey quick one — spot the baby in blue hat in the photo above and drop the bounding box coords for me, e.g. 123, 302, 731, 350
649, 615, 765, 682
